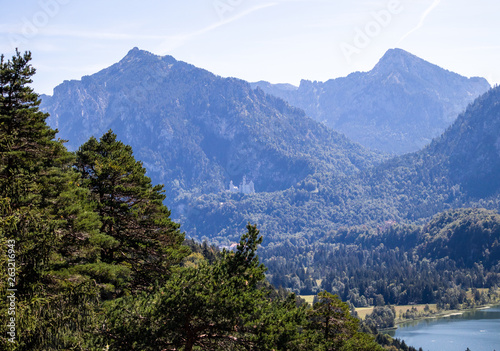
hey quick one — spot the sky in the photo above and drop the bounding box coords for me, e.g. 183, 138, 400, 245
1, 0, 499, 95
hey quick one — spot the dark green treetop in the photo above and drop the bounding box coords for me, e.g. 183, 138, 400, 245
75, 130, 189, 292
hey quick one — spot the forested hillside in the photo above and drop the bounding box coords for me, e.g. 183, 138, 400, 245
181, 86, 500, 243
176, 85, 500, 307
39, 47, 500, 250
262, 208, 500, 307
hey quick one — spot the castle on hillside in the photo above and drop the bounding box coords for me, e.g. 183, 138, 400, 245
228, 176, 255, 195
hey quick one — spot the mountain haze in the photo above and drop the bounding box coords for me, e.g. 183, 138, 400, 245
252, 48, 490, 154
41, 48, 380, 202
181, 86, 500, 242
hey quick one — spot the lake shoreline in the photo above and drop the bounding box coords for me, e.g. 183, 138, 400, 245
388, 304, 500, 351
393, 303, 500, 329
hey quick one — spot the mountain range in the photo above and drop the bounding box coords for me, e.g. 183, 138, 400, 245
35, 46, 500, 316
40, 47, 500, 244
252, 48, 490, 154
179, 85, 500, 243
41, 47, 379, 203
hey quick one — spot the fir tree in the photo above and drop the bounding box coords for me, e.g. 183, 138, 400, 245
306, 291, 383, 351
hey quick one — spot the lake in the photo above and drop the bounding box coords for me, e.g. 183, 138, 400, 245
388, 306, 500, 351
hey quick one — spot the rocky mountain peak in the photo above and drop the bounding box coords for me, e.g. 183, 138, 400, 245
120, 47, 176, 65
40, 48, 380, 205
372, 48, 422, 74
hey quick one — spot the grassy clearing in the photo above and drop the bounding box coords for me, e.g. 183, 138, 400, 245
300, 295, 315, 305
355, 307, 374, 320
356, 304, 438, 320
393, 304, 438, 318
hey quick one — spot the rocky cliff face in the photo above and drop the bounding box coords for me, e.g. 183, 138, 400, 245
41, 48, 380, 203
252, 48, 490, 154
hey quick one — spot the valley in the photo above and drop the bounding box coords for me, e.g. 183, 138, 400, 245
40, 48, 500, 315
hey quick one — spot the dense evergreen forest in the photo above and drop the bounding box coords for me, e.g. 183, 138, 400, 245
0, 51, 408, 350
262, 208, 500, 308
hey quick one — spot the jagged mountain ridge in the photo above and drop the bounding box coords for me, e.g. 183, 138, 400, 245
251, 48, 490, 154
41, 48, 380, 203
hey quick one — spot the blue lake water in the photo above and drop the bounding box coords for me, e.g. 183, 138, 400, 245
388, 306, 500, 351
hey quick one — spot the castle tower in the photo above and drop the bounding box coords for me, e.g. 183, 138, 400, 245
228, 180, 238, 193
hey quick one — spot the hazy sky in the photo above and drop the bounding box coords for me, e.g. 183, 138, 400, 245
1, 0, 499, 95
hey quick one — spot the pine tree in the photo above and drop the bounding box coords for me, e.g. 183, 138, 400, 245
305, 291, 383, 350
103, 224, 268, 350
0, 50, 103, 350
75, 130, 189, 292
102, 225, 385, 351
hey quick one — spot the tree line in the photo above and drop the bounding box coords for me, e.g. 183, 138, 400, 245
262, 209, 500, 308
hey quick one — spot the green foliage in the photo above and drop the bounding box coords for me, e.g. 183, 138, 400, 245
101, 226, 383, 351
0, 50, 103, 350
364, 306, 396, 330
102, 224, 268, 350
340, 332, 386, 351
75, 130, 189, 293
247, 293, 309, 351
375, 333, 422, 351
0, 51, 189, 350
305, 291, 363, 350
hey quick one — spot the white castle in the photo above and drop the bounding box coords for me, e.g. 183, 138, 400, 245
228, 176, 255, 195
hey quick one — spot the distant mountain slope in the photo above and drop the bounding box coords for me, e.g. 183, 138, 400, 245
181, 86, 500, 243
251, 48, 490, 154
427, 86, 500, 196
41, 48, 380, 202
367, 85, 500, 202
